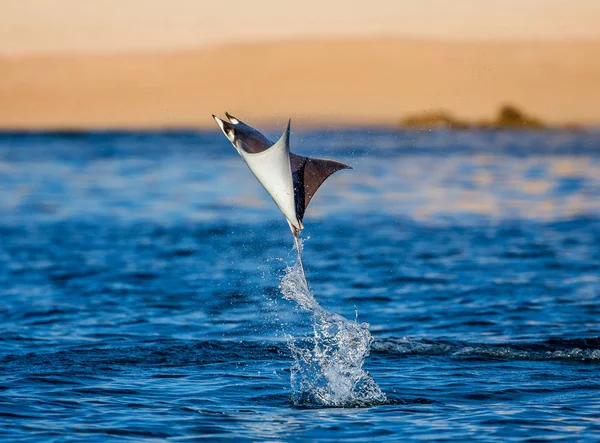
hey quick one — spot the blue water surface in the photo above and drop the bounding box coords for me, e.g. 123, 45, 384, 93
1, 128, 600, 441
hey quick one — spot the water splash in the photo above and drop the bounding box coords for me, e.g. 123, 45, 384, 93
279, 236, 386, 408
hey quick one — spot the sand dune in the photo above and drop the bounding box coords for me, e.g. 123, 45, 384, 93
1, 38, 599, 129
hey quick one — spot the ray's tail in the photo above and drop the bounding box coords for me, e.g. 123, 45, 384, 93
292, 231, 307, 281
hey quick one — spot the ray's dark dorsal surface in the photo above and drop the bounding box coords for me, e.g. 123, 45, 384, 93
290, 153, 351, 223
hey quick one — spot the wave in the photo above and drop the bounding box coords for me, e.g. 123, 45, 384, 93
372, 337, 600, 361
2, 336, 598, 373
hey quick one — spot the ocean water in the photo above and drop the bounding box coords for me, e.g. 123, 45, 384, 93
0, 128, 599, 441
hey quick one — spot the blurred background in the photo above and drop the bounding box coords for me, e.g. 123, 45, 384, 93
1, 0, 600, 129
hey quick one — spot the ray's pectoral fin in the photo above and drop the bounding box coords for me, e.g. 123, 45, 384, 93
291, 153, 352, 223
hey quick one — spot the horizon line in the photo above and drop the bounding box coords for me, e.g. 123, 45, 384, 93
2, 33, 600, 57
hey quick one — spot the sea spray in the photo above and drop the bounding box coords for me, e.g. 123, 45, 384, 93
280, 237, 386, 407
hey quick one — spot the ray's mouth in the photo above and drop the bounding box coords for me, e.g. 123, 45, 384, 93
212, 112, 240, 127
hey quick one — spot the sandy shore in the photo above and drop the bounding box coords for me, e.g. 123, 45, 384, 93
1, 38, 599, 129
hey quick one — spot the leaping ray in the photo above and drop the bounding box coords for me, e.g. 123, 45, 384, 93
212, 113, 351, 235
